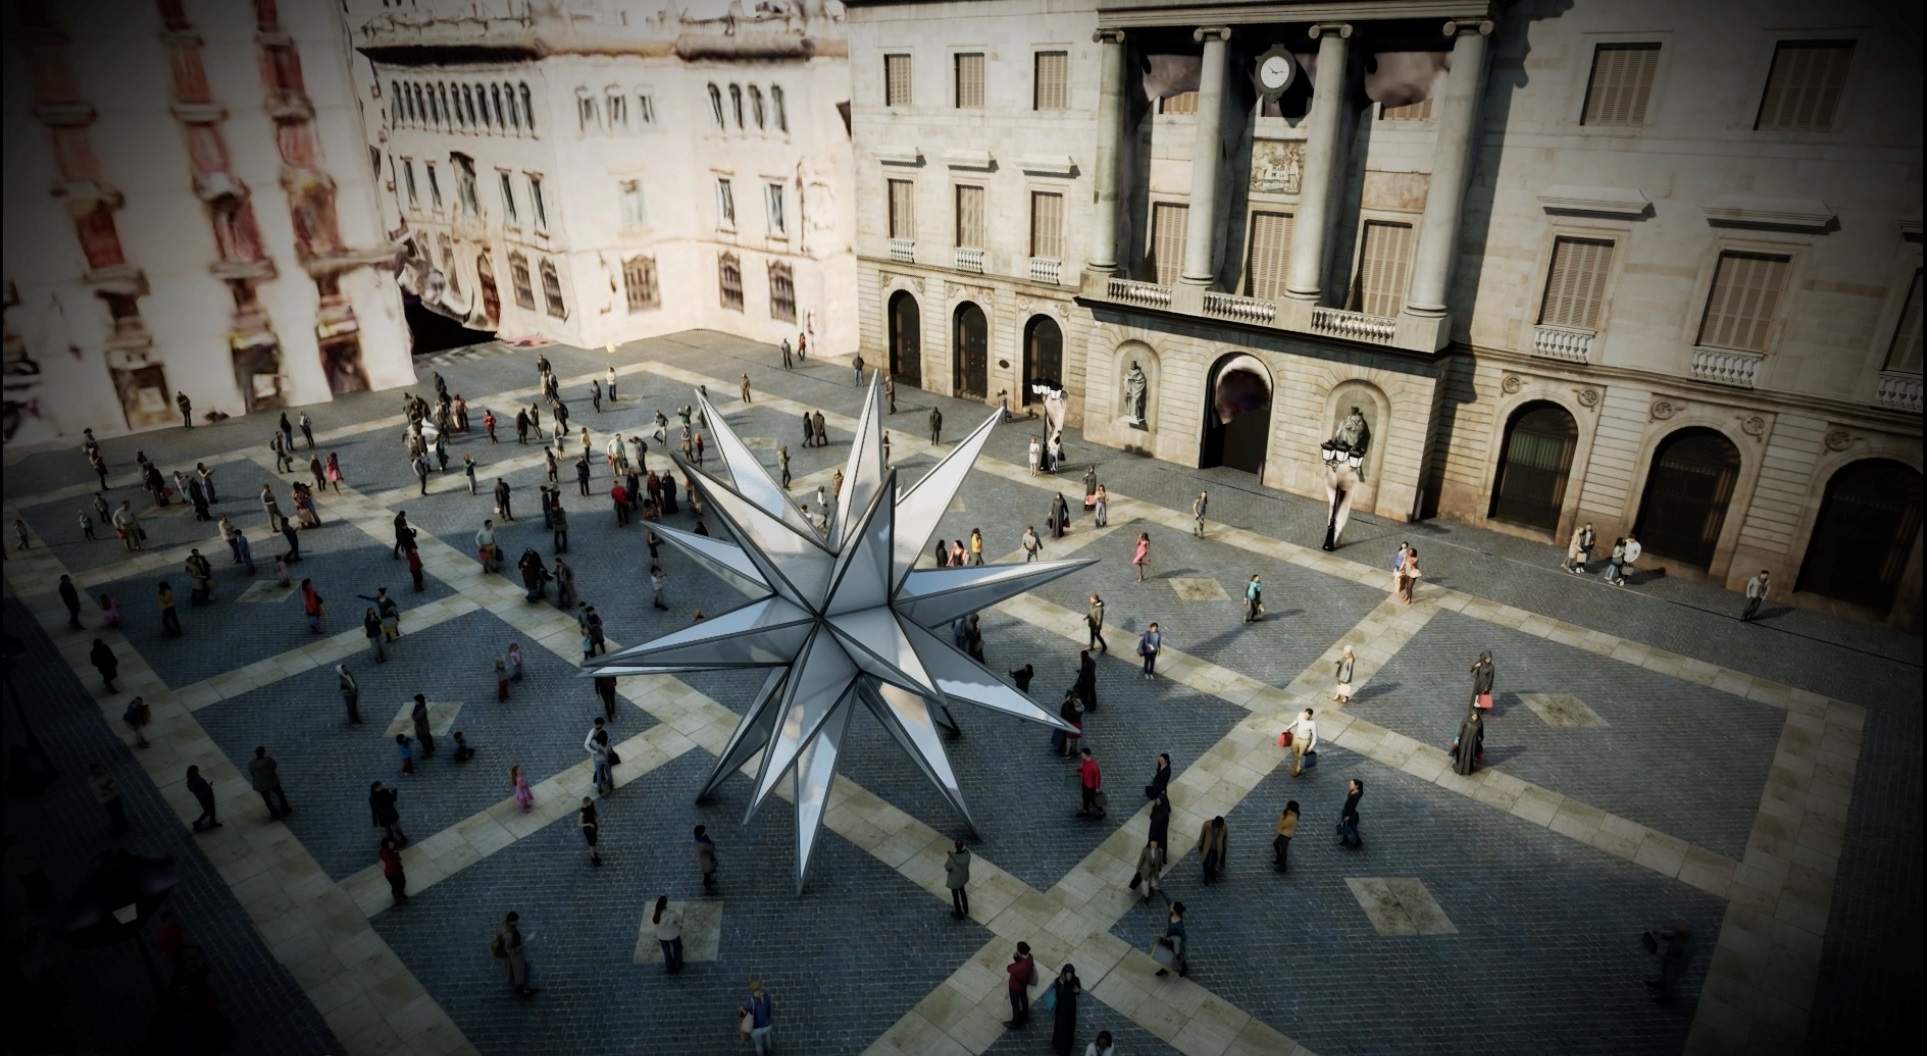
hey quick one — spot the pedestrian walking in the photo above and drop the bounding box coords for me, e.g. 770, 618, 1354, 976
577, 797, 603, 866
780, 336, 793, 369
413, 454, 431, 495
1085, 594, 1107, 653
1285, 707, 1318, 777
1137, 622, 1162, 679
1027, 436, 1042, 476
1395, 546, 1421, 605
1004, 942, 1037, 1028
1049, 494, 1070, 539
112, 500, 144, 552
1076, 747, 1105, 818
1272, 801, 1300, 872
1192, 490, 1209, 537
1244, 574, 1265, 622
407, 545, 425, 592
158, 581, 182, 636
511, 764, 534, 812
1565, 522, 1596, 573
607, 364, 618, 402
652, 895, 685, 972
1153, 902, 1188, 977
250, 746, 292, 820
494, 478, 514, 521
741, 981, 774, 1055
929, 406, 943, 444
1074, 648, 1098, 713
1046, 964, 1082, 1056
393, 511, 415, 559
89, 636, 119, 692
379, 837, 407, 905
1144, 752, 1171, 800
1196, 815, 1229, 884
92, 763, 129, 833
1131, 532, 1150, 582
1452, 707, 1485, 776
650, 565, 669, 611
1130, 839, 1165, 903
176, 389, 193, 428
1022, 526, 1042, 562
1093, 485, 1109, 527
363, 608, 386, 662
852, 353, 866, 385
78, 509, 98, 542
300, 578, 324, 633
739, 372, 752, 403
121, 695, 151, 748
186, 764, 221, 831
370, 780, 406, 843
1470, 651, 1496, 711
492, 912, 538, 997
585, 720, 615, 795
411, 694, 437, 758
299, 411, 314, 450
335, 663, 364, 725
1337, 778, 1365, 848
58, 574, 84, 629
695, 824, 719, 892
1333, 646, 1356, 703
1742, 569, 1771, 622
885, 374, 897, 413
945, 841, 972, 918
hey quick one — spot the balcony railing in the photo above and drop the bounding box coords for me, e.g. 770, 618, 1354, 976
1690, 347, 1763, 389
1309, 306, 1396, 345
887, 238, 915, 263
954, 246, 985, 274
1202, 291, 1277, 325
1877, 371, 1922, 413
1105, 277, 1172, 309
1530, 324, 1594, 363
1029, 257, 1061, 285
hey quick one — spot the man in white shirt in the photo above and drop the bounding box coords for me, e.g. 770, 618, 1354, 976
1742, 570, 1770, 622
1288, 708, 1318, 778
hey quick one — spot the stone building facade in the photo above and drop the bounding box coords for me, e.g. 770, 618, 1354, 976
342, 0, 859, 359
846, 0, 1924, 628
3, 0, 413, 443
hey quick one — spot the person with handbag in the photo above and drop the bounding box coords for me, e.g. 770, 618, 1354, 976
1451, 708, 1486, 776
585, 720, 615, 796
652, 896, 684, 973
1333, 646, 1357, 703
1273, 802, 1300, 872
944, 841, 972, 919
1130, 838, 1165, 904
1003, 942, 1037, 1028
492, 912, 537, 997
1469, 651, 1496, 712
1153, 902, 1188, 977
1286, 708, 1318, 777
740, 980, 774, 1054
1196, 816, 1229, 884
1337, 778, 1365, 848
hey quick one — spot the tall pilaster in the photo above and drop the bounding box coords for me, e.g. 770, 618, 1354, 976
1086, 29, 1128, 274
1404, 19, 1493, 317
1178, 26, 1232, 286
1284, 23, 1352, 301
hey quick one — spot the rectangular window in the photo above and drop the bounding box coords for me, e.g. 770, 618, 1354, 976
528, 175, 547, 231
453, 155, 479, 215
637, 94, 654, 125
1886, 269, 1924, 373
425, 162, 442, 211
954, 184, 985, 249
402, 158, 418, 208
576, 90, 598, 132
624, 255, 659, 312
955, 53, 985, 109
1581, 43, 1661, 127
766, 183, 786, 236
1148, 202, 1188, 286
1755, 40, 1853, 132
1159, 91, 1198, 115
619, 179, 645, 227
607, 92, 627, 130
769, 261, 797, 322
1697, 250, 1791, 352
887, 179, 915, 240
1349, 220, 1415, 318
1380, 98, 1433, 121
1029, 191, 1064, 260
884, 54, 912, 107
719, 253, 744, 311
1243, 211, 1294, 299
1033, 51, 1068, 111
498, 171, 518, 224
715, 178, 736, 229
1538, 236, 1615, 330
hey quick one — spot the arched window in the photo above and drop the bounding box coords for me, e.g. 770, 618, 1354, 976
771, 85, 787, 132
729, 84, 745, 128
390, 80, 402, 125
623, 256, 659, 312
1797, 460, 1923, 610
749, 85, 765, 129
478, 85, 493, 130
490, 84, 504, 129
707, 83, 724, 129
540, 259, 566, 319
462, 85, 477, 127
718, 252, 744, 310
508, 251, 535, 309
439, 84, 452, 127
768, 260, 795, 321
504, 82, 520, 131
519, 83, 535, 134
1634, 427, 1743, 569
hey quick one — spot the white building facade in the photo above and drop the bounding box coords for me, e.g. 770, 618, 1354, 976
2, 0, 413, 443
846, 0, 1924, 628
343, 0, 858, 359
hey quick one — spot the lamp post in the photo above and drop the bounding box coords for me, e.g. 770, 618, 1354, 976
1320, 440, 1364, 551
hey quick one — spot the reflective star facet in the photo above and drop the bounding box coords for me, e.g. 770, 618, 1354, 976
589, 375, 1091, 892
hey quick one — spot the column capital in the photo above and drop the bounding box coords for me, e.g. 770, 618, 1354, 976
1092, 29, 1126, 45
1308, 22, 1353, 41
1192, 25, 1233, 44
1441, 18, 1494, 38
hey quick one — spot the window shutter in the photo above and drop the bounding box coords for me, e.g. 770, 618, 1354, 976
955, 53, 985, 109
1244, 212, 1293, 299
1582, 43, 1660, 127
1698, 251, 1790, 351
1034, 52, 1068, 111
1539, 237, 1614, 329
887, 179, 915, 240
956, 185, 985, 248
1352, 222, 1413, 317
1030, 192, 1064, 259
1756, 41, 1853, 131
1160, 91, 1198, 115
1886, 270, 1924, 373
885, 55, 912, 107
1150, 203, 1188, 286
1381, 98, 1432, 121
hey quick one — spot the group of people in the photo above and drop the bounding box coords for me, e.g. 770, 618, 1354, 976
1563, 522, 1643, 588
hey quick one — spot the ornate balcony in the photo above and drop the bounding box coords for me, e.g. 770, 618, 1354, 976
1202, 291, 1276, 325
1104, 276, 1172, 309
1877, 371, 1922, 413
1690, 347, 1763, 389
887, 238, 914, 263
953, 246, 985, 274
1530, 324, 1593, 363
1309, 306, 1396, 345
1028, 257, 1061, 285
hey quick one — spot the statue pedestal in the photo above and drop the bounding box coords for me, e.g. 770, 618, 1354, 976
1115, 419, 1157, 457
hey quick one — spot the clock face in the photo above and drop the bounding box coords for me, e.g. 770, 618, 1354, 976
1260, 54, 1292, 90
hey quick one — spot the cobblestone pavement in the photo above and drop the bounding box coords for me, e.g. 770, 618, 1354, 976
3, 329, 1916, 1055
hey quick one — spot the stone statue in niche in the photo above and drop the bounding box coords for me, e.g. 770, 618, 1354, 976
1122, 361, 1149, 428
1250, 140, 1304, 195
1331, 406, 1371, 463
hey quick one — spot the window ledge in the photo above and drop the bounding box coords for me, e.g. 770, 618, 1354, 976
1537, 185, 1652, 219
1703, 194, 1835, 232
877, 145, 922, 167
943, 148, 994, 171
1018, 154, 1076, 177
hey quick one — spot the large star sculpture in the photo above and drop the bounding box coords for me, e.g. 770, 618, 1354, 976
588, 374, 1091, 892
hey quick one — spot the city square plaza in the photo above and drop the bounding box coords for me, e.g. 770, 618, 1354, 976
1, 333, 1916, 1055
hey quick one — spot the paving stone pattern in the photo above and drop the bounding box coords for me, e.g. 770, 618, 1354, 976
1350, 611, 1781, 859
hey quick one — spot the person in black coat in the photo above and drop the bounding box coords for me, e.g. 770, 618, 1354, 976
1148, 792, 1172, 849
1144, 752, 1171, 800
1338, 778, 1365, 848
1469, 651, 1496, 707
58, 575, 83, 629
1074, 649, 1098, 712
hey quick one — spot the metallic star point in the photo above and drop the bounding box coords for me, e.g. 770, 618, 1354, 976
589, 374, 1091, 892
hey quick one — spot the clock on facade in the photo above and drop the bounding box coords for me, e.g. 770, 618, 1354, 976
1253, 45, 1295, 100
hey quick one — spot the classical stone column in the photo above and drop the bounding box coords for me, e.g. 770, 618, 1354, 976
1404, 19, 1493, 317
1087, 30, 1128, 274
1179, 26, 1232, 286
1284, 23, 1352, 301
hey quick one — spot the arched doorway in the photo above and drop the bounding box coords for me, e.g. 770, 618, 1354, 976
476, 250, 501, 327
952, 301, 988, 399
1489, 402, 1579, 533
888, 290, 921, 388
1022, 315, 1063, 406
1796, 459, 1923, 610
1200, 353, 1271, 475
1634, 427, 1742, 569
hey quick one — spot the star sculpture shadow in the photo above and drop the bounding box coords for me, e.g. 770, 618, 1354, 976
587, 374, 1090, 893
